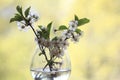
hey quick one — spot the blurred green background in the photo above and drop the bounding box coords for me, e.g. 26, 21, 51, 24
0, 0, 120, 80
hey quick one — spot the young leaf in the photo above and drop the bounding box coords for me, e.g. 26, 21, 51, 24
25, 6, 31, 17
47, 22, 52, 39
78, 18, 90, 26
10, 18, 16, 23
74, 15, 79, 21
75, 29, 81, 34
52, 36, 58, 41
38, 25, 49, 39
15, 14, 23, 21
10, 14, 23, 23
58, 25, 68, 30
38, 25, 43, 30
16, 5, 23, 15
42, 31, 48, 39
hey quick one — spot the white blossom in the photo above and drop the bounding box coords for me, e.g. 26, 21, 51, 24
43, 40, 51, 47
56, 37, 69, 49
71, 34, 80, 42
52, 40, 60, 47
40, 38, 46, 45
17, 20, 30, 31
50, 47, 61, 57
61, 40, 69, 49
35, 37, 45, 46
49, 38, 68, 57
62, 30, 71, 39
27, 10, 39, 23
36, 29, 41, 38
69, 20, 78, 31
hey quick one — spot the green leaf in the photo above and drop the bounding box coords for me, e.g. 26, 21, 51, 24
39, 52, 43, 56
52, 36, 58, 41
74, 15, 79, 20
16, 5, 23, 15
10, 18, 16, 23
47, 22, 52, 39
10, 14, 23, 23
78, 18, 90, 26
38, 25, 43, 30
38, 25, 49, 39
25, 6, 31, 17
15, 14, 23, 21
75, 29, 81, 34
58, 25, 68, 30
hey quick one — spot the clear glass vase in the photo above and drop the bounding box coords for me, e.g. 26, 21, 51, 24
30, 46, 71, 80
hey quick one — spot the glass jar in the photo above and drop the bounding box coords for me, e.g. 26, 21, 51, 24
30, 46, 71, 80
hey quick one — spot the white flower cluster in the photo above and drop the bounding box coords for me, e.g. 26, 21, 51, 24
17, 11, 39, 31
17, 21, 30, 31
62, 20, 82, 42
35, 20, 82, 58
49, 37, 69, 58
69, 20, 78, 31
35, 33, 69, 58
27, 10, 39, 23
